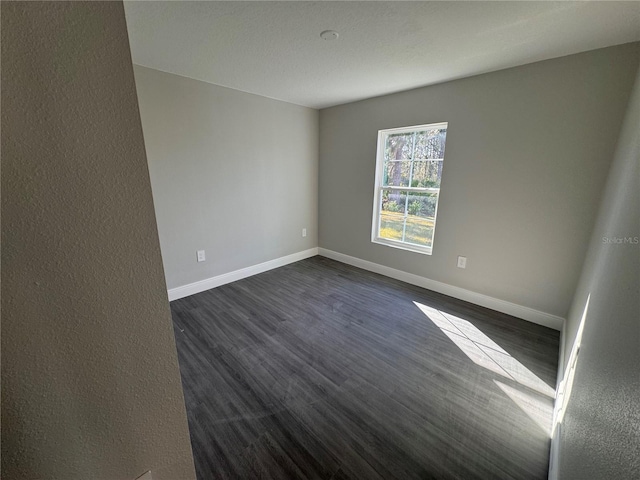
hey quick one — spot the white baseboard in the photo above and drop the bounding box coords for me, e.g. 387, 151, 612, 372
168, 245, 565, 331
167, 248, 319, 301
318, 248, 565, 331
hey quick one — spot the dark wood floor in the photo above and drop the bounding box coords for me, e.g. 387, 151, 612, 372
170, 256, 559, 480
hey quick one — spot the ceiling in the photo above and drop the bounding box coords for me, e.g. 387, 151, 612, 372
124, 1, 640, 109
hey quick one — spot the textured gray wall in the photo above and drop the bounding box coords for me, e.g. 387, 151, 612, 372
318, 43, 639, 318
133, 65, 319, 290
1, 3, 195, 479
551, 66, 639, 479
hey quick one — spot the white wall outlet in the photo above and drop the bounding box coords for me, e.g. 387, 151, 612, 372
457, 256, 467, 269
197, 250, 206, 262
302, 228, 307, 237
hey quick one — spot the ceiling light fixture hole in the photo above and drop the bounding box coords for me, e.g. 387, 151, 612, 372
320, 30, 339, 41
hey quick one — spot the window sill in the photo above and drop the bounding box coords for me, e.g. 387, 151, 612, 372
372, 237, 433, 255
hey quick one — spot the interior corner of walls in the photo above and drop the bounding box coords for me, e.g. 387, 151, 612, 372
168, 248, 319, 301
135, 68, 320, 295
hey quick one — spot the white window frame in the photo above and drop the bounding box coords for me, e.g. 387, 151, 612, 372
371, 122, 448, 255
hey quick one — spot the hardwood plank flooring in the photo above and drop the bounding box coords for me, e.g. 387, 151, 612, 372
170, 256, 559, 480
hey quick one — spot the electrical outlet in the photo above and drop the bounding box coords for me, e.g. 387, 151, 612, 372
197, 250, 206, 263
302, 228, 307, 237
457, 256, 467, 269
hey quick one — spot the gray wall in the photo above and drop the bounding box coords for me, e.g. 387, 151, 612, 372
551, 65, 639, 479
133, 66, 319, 290
1, 3, 195, 479
318, 43, 639, 318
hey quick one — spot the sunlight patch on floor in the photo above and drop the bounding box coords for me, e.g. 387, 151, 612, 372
494, 380, 553, 433
414, 301, 556, 436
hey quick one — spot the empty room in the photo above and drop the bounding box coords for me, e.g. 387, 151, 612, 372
2, 2, 639, 480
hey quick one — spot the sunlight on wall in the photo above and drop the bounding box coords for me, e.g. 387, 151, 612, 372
552, 294, 590, 437
414, 301, 556, 436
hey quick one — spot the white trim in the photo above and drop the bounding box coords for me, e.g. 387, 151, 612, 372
167, 245, 565, 330
318, 248, 565, 331
372, 236, 433, 255
380, 186, 440, 193
167, 248, 319, 301
381, 122, 449, 135
371, 130, 386, 243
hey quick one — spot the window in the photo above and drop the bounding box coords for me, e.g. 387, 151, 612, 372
371, 122, 448, 255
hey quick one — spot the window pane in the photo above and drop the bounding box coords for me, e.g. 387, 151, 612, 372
383, 160, 411, 187
373, 122, 447, 255
379, 190, 437, 247
410, 160, 443, 188
404, 192, 437, 247
414, 129, 447, 160
384, 133, 414, 162
379, 190, 406, 241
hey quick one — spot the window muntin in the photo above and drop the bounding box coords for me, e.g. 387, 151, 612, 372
372, 122, 448, 255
